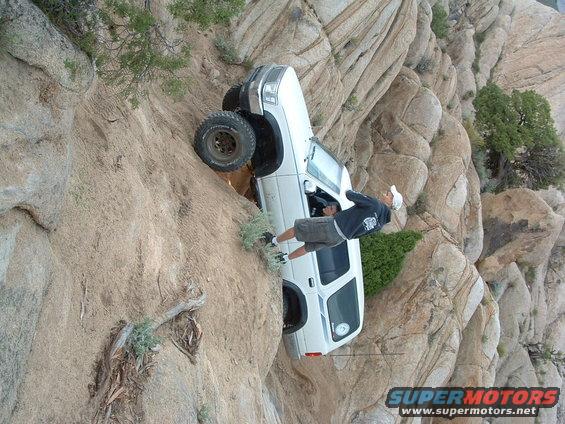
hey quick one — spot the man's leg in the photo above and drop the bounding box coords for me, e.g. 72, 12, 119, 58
288, 245, 307, 260
276, 227, 295, 242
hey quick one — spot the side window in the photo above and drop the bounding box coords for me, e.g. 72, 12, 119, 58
306, 187, 341, 218
327, 278, 360, 342
306, 187, 350, 285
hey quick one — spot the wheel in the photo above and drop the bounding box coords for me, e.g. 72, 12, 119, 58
194, 111, 256, 172
222, 83, 242, 111
282, 292, 289, 322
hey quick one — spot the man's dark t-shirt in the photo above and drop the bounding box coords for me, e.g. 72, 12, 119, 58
334, 190, 391, 239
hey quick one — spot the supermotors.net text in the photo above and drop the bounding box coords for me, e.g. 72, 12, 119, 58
399, 406, 538, 418
386, 387, 560, 419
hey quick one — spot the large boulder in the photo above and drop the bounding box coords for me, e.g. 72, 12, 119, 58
404, 0, 432, 69
0, 0, 92, 230
423, 112, 472, 238
479, 189, 564, 280
0, 210, 55, 422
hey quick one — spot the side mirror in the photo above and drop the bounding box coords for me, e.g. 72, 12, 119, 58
304, 180, 317, 194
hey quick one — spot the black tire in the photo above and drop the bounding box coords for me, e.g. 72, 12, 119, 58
194, 111, 256, 172
222, 83, 242, 111
282, 292, 289, 322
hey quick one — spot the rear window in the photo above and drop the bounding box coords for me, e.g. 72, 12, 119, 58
327, 279, 360, 342
315, 242, 349, 285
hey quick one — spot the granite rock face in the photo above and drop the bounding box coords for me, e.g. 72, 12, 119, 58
492, 0, 565, 137
0, 1, 92, 420
232, 0, 419, 157
0, 0, 92, 230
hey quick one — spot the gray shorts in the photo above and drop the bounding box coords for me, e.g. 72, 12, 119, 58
294, 216, 346, 252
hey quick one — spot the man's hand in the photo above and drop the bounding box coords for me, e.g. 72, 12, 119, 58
323, 205, 337, 216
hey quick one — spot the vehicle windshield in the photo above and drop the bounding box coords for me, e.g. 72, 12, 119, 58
307, 142, 343, 194
327, 278, 360, 342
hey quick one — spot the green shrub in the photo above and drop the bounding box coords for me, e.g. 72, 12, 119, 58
311, 111, 325, 127
497, 342, 507, 357
64, 58, 79, 81
260, 243, 283, 274
475, 31, 486, 45
407, 192, 427, 216
343, 93, 359, 111
431, 4, 448, 39
129, 318, 160, 361
360, 230, 422, 297
332, 50, 343, 64
416, 57, 433, 74
213, 35, 238, 64
464, 119, 492, 191
168, 0, 244, 29
472, 56, 480, 74
197, 404, 212, 423
34, 0, 192, 107
462, 90, 474, 101
482, 334, 489, 344
474, 83, 564, 190
239, 211, 272, 250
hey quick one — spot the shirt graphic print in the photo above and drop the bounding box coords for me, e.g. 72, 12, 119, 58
363, 216, 377, 231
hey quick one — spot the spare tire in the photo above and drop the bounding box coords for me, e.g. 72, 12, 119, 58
194, 111, 256, 172
222, 83, 242, 111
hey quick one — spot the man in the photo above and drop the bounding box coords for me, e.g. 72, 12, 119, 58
265, 185, 403, 262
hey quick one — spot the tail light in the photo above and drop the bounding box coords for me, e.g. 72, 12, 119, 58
305, 352, 322, 357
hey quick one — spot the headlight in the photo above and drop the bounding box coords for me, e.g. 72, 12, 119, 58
263, 82, 279, 105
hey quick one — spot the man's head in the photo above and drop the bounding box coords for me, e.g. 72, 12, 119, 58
323, 204, 338, 216
383, 185, 403, 211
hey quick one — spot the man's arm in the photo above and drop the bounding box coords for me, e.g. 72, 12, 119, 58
345, 190, 375, 206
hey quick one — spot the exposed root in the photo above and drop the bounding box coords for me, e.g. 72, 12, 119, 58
91, 287, 206, 423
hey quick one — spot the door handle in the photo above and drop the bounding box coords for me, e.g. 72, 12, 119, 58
308, 277, 315, 287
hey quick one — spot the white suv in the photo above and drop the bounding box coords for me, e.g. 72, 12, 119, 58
194, 65, 364, 358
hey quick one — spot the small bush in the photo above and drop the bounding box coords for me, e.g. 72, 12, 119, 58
482, 334, 489, 344
422, 81, 430, 89
311, 111, 325, 127
129, 318, 160, 361
475, 31, 486, 45
462, 90, 474, 101
497, 343, 507, 357
447, 100, 455, 110
360, 230, 422, 297
242, 57, 254, 71
214, 35, 238, 64
416, 57, 434, 74
64, 58, 79, 81
239, 211, 282, 274
343, 93, 359, 111
407, 192, 427, 216
442, 74, 449, 81
472, 57, 480, 74
197, 404, 212, 423
332, 49, 343, 64
239, 211, 272, 250
168, 0, 244, 29
260, 243, 283, 274
431, 4, 448, 39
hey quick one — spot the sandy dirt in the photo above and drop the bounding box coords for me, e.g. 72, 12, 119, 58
11, 29, 284, 423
